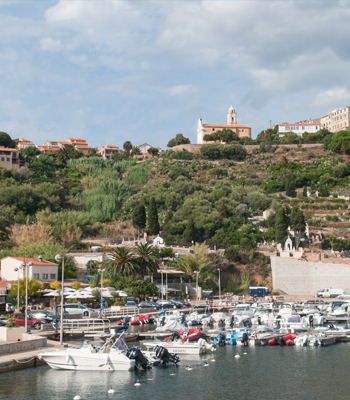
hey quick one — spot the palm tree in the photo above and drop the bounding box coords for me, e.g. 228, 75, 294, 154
134, 243, 160, 278
123, 141, 133, 155
105, 247, 139, 277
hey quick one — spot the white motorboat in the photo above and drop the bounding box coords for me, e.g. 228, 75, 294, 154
38, 328, 135, 371
142, 338, 214, 355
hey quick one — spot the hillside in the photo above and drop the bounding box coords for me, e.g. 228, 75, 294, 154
1, 133, 350, 291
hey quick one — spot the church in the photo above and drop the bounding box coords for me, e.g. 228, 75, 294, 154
197, 106, 252, 144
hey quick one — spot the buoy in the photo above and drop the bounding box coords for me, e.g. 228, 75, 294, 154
186, 366, 193, 371
235, 355, 240, 358
147, 378, 153, 381
211, 359, 216, 362
170, 372, 175, 375
243, 352, 247, 355
204, 362, 209, 367
108, 389, 115, 394
74, 396, 82, 400
134, 381, 141, 387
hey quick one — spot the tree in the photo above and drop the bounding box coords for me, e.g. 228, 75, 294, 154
58, 145, 82, 165
106, 247, 139, 277
200, 144, 222, 159
131, 147, 141, 156
290, 207, 306, 249
134, 243, 160, 278
19, 146, 40, 164
0, 132, 15, 149
123, 141, 133, 155
167, 134, 191, 148
132, 204, 147, 240
72, 281, 81, 290
285, 180, 296, 197
275, 207, 289, 245
147, 197, 160, 235
11, 278, 42, 298
329, 130, 350, 154
148, 147, 159, 156
183, 218, 196, 243
303, 186, 307, 197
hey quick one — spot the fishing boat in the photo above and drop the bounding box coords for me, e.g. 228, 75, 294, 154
38, 327, 136, 371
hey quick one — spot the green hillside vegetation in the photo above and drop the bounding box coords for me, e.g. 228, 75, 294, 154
2, 129, 350, 287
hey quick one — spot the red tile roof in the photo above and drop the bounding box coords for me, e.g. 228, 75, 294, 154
106, 145, 119, 149
39, 146, 61, 152
1, 256, 58, 265
18, 138, 32, 142
203, 124, 250, 128
0, 148, 18, 152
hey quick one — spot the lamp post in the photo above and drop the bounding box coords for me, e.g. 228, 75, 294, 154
55, 254, 64, 345
14, 267, 21, 312
164, 267, 168, 301
315, 266, 318, 299
21, 259, 33, 333
217, 268, 221, 303
98, 268, 106, 306
194, 271, 199, 304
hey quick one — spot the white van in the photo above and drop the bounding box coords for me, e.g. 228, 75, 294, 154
317, 288, 344, 298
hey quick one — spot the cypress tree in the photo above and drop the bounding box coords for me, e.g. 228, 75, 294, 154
147, 197, 160, 235
290, 207, 306, 249
275, 207, 289, 245
285, 180, 296, 197
132, 204, 146, 240
303, 186, 307, 197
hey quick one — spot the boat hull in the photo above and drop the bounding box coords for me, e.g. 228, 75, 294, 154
143, 342, 206, 355
38, 350, 135, 371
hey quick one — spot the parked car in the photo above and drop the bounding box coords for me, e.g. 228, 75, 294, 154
11, 313, 47, 330
0, 320, 8, 327
138, 301, 160, 310
337, 293, 350, 299
156, 300, 176, 309
172, 299, 191, 308
6, 303, 15, 312
58, 304, 95, 316
125, 301, 138, 308
29, 310, 56, 323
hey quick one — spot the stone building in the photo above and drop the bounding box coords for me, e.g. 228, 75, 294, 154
197, 106, 251, 144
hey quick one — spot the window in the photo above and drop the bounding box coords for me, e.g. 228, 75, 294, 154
13, 152, 17, 158
33, 274, 39, 279
295, 126, 299, 130
6, 158, 10, 162
50, 274, 56, 279
42, 274, 48, 279
285, 127, 290, 131
1, 157, 4, 161
212, 128, 215, 131
302, 127, 305, 130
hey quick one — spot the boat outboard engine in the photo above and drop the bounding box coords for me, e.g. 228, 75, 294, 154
214, 332, 226, 346
242, 332, 249, 346
126, 347, 151, 370
160, 316, 166, 326
309, 314, 314, 328
180, 314, 186, 325
154, 345, 180, 365
257, 316, 262, 326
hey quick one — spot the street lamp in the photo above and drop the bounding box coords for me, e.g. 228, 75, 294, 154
14, 267, 21, 312
217, 268, 221, 303
21, 259, 33, 333
55, 254, 64, 345
98, 268, 106, 306
161, 268, 164, 301
194, 271, 200, 304
164, 267, 168, 301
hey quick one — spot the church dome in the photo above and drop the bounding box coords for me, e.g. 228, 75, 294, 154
228, 105, 236, 114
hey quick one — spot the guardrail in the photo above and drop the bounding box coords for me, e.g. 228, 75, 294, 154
62, 318, 111, 334
103, 307, 141, 318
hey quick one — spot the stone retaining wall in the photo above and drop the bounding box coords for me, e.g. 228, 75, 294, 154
0, 337, 47, 355
271, 255, 350, 295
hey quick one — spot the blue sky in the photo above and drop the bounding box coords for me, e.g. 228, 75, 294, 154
1, 0, 350, 148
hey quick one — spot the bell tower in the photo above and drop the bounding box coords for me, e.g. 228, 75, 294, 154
227, 105, 237, 125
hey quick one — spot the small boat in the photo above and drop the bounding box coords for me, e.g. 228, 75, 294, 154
180, 328, 202, 342
38, 327, 137, 371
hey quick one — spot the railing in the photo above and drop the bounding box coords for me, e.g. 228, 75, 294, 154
103, 307, 141, 318
62, 318, 111, 334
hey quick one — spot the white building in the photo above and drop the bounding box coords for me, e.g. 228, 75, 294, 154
278, 122, 319, 137
66, 252, 107, 270
320, 106, 350, 132
0, 257, 58, 282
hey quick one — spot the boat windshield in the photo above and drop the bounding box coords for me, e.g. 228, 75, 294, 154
236, 306, 250, 312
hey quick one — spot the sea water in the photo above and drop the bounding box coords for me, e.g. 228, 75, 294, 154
1, 342, 350, 400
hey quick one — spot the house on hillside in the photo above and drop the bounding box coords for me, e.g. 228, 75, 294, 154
278, 122, 319, 137
14, 137, 36, 149
197, 106, 251, 144
0, 257, 58, 282
96, 144, 123, 159
0, 147, 20, 170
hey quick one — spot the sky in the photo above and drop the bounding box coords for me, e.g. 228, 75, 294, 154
1, 0, 350, 149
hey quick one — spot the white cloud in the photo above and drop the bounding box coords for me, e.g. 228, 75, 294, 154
167, 84, 199, 96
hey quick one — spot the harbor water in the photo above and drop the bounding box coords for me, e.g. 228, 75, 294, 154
1, 342, 350, 400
